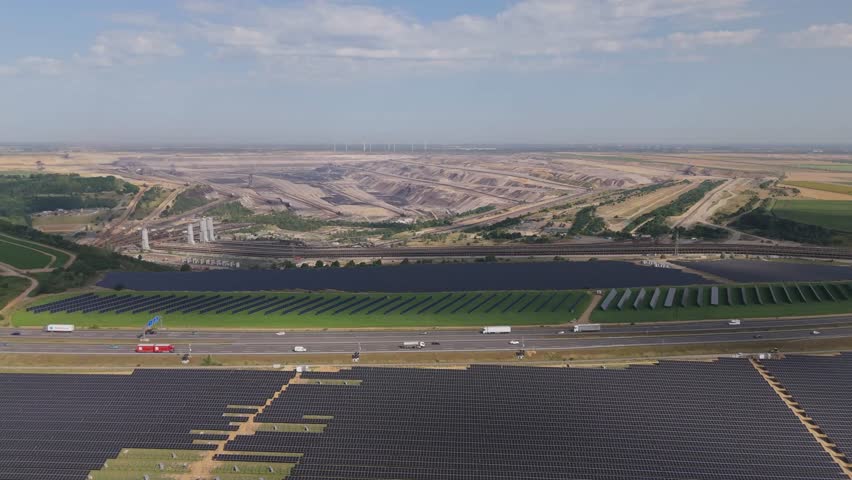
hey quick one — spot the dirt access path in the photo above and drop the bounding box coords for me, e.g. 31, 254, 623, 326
179, 372, 302, 479
0, 263, 39, 320
94, 186, 148, 247
577, 292, 603, 324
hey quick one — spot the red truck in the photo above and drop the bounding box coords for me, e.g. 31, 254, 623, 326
135, 344, 175, 353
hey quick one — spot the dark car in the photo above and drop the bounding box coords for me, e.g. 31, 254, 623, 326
10, 332, 21, 336
431, 341, 441, 345
753, 334, 763, 339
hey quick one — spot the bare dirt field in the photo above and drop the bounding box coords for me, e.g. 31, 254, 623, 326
3, 148, 850, 252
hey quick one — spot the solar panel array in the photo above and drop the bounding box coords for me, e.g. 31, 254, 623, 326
3, 358, 852, 479
597, 282, 852, 316
26, 291, 581, 319
223, 360, 846, 480
762, 354, 852, 460
0, 370, 293, 480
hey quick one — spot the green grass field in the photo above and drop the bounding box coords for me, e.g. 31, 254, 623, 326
771, 199, 852, 233
591, 282, 852, 323
0, 238, 54, 269
0, 232, 71, 268
15, 290, 592, 329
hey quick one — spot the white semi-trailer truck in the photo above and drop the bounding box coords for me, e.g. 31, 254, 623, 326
44, 324, 75, 333
481, 326, 512, 334
401, 341, 426, 349
573, 324, 601, 333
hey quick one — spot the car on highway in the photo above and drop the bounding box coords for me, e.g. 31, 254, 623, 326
10, 332, 20, 336
108, 345, 120, 350
431, 342, 441, 345
293, 346, 307, 352
557, 331, 566, 335
276, 331, 287, 336
753, 334, 763, 339
509, 340, 520, 345
811, 330, 821, 335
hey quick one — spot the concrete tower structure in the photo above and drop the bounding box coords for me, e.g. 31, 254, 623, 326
187, 223, 195, 244
141, 228, 150, 251
206, 217, 216, 241
199, 218, 209, 243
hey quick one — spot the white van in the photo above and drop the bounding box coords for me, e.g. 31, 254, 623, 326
728, 319, 741, 326
293, 346, 307, 352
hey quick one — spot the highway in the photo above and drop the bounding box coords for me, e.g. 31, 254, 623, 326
2, 315, 850, 355
156, 240, 852, 261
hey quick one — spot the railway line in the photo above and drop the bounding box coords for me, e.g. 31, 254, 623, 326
154, 240, 852, 260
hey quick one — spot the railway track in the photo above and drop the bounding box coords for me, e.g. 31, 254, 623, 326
154, 240, 852, 260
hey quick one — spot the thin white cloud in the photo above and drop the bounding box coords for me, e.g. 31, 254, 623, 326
668, 29, 761, 49
78, 31, 183, 67
190, 0, 761, 77
0, 65, 18, 76
784, 23, 852, 48
0, 56, 64, 76
610, 0, 757, 21
108, 12, 163, 28
3, 0, 766, 79
181, 0, 227, 15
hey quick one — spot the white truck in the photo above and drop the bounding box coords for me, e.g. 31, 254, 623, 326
481, 326, 511, 334
44, 324, 75, 333
728, 319, 741, 326
401, 341, 426, 349
293, 346, 307, 352
573, 324, 601, 333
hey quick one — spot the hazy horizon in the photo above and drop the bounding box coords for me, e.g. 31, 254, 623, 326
2, 0, 851, 144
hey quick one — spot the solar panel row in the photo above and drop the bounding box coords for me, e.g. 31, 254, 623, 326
219, 360, 849, 480
761, 354, 852, 462
28, 291, 580, 318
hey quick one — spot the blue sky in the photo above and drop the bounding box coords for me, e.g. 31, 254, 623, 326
1, 0, 851, 144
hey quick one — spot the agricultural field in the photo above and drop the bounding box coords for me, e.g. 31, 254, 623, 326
0, 239, 53, 269
782, 181, 852, 196
771, 200, 852, 233
15, 290, 592, 329
31, 211, 102, 233
801, 164, 852, 172
592, 281, 852, 323
0, 232, 71, 269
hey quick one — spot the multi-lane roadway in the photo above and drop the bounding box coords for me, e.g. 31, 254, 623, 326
1, 316, 849, 355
